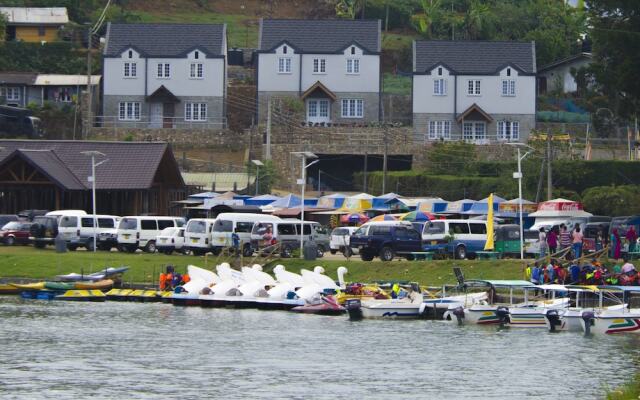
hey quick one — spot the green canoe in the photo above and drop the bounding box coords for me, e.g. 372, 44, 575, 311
44, 282, 76, 291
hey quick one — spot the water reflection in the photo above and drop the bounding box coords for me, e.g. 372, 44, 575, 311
0, 296, 636, 399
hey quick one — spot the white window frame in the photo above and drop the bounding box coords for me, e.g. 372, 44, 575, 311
278, 57, 292, 74
313, 58, 326, 74
497, 121, 520, 141
433, 78, 447, 96
6, 87, 20, 101
428, 120, 451, 140
123, 62, 137, 78
467, 79, 481, 96
341, 99, 363, 118
190, 63, 204, 79
185, 103, 207, 122
346, 58, 360, 75
501, 79, 516, 96
118, 102, 140, 121
157, 63, 171, 79
463, 122, 487, 142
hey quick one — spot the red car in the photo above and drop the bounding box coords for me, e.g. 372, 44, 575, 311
0, 221, 33, 245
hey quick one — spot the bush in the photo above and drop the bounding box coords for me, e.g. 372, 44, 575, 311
582, 185, 640, 217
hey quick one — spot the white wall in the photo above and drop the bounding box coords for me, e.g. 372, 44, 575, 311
413, 66, 454, 114
104, 48, 225, 97
455, 71, 535, 115
258, 44, 380, 93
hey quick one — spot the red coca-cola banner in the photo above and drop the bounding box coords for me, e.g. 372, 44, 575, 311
537, 201, 584, 212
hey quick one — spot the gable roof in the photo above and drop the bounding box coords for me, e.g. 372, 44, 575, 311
538, 52, 592, 73
0, 140, 184, 190
103, 23, 226, 58
0, 72, 38, 85
259, 19, 381, 54
0, 7, 68, 25
414, 40, 536, 75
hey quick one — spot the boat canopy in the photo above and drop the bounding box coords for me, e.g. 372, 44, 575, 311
599, 286, 640, 292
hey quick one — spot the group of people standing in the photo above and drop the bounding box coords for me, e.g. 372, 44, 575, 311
538, 223, 638, 260
528, 257, 638, 286
538, 223, 585, 258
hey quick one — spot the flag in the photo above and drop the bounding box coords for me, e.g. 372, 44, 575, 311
484, 193, 495, 251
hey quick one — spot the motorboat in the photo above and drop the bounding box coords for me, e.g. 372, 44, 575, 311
345, 285, 425, 319
56, 267, 129, 282
579, 286, 640, 335
291, 294, 346, 315
420, 287, 488, 319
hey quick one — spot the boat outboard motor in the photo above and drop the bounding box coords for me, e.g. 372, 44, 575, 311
582, 311, 595, 335
495, 306, 510, 328
345, 299, 363, 321
452, 306, 465, 325
546, 309, 561, 332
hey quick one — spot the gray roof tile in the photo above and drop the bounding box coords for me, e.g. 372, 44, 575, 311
259, 19, 380, 54
414, 40, 536, 75
0, 140, 182, 190
104, 23, 225, 58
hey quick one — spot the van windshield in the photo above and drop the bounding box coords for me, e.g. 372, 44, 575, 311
213, 219, 233, 232
119, 218, 137, 230
425, 221, 445, 234
354, 226, 367, 236
59, 216, 78, 228
187, 220, 206, 233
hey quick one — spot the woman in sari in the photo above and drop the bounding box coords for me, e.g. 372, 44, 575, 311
611, 228, 622, 259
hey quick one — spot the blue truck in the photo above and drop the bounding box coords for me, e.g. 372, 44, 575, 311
349, 222, 423, 261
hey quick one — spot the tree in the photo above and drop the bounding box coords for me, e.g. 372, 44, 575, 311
464, 0, 491, 40
411, 0, 443, 38
582, 185, 640, 217
586, 0, 640, 119
335, 0, 361, 19
0, 13, 5, 41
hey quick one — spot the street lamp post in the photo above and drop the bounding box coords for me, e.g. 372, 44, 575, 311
507, 143, 534, 260
81, 151, 107, 252
291, 151, 318, 258
251, 159, 263, 196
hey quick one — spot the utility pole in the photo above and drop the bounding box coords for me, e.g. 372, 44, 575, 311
363, 151, 368, 193
85, 26, 92, 139
382, 124, 388, 194
265, 100, 272, 160
535, 155, 545, 203
546, 132, 553, 200
384, 2, 389, 31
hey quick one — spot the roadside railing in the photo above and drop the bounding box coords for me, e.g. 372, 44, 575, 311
91, 116, 227, 130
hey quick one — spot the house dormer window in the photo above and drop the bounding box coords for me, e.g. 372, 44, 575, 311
278, 57, 292, 73
157, 63, 171, 78
501, 80, 516, 96
351, 46, 356, 55
438, 67, 443, 76
313, 58, 326, 74
506, 67, 511, 77
195, 51, 199, 60
283, 46, 288, 54
128, 50, 133, 59
467, 80, 481, 95
346, 58, 360, 74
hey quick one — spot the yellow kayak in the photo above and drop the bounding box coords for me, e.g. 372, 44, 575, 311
74, 279, 114, 290
0, 284, 20, 294
10, 282, 46, 290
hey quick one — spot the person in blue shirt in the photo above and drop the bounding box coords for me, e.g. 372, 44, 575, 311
231, 228, 240, 253
530, 262, 541, 285
569, 263, 581, 284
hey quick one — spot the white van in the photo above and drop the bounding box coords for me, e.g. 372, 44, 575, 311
117, 216, 185, 253
330, 226, 359, 255
184, 218, 217, 255
250, 219, 330, 257
211, 213, 280, 256
421, 219, 487, 259
58, 214, 120, 251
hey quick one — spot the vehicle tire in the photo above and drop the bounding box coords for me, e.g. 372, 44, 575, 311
242, 243, 253, 257
280, 245, 292, 258
67, 244, 78, 251
98, 244, 112, 251
343, 246, 352, 258
316, 245, 325, 258
405, 254, 415, 261
467, 252, 477, 260
34, 241, 46, 249
360, 250, 374, 262
144, 241, 157, 253
192, 249, 204, 256
330, 249, 337, 255
211, 247, 222, 256
5, 236, 15, 246
455, 245, 467, 260
379, 246, 395, 262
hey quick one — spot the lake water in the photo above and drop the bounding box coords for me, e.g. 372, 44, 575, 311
0, 296, 638, 399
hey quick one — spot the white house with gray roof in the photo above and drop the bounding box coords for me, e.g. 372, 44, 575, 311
257, 19, 381, 125
412, 40, 537, 143
102, 23, 227, 129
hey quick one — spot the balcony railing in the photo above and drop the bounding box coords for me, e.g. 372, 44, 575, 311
91, 116, 227, 130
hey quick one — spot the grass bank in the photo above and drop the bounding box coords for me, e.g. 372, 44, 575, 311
607, 375, 640, 400
0, 247, 526, 286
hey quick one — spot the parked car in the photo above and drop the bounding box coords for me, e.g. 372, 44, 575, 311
183, 218, 217, 255
0, 214, 19, 228
0, 221, 33, 245
57, 214, 120, 251
250, 219, 330, 258
117, 216, 185, 253
330, 226, 359, 256
583, 222, 610, 253
349, 221, 423, 261
29, 216, 59, 248
17, 210, 48, 222
156, 227, 186, 255
420, 219, 487, 259
211, 213, 281, 257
